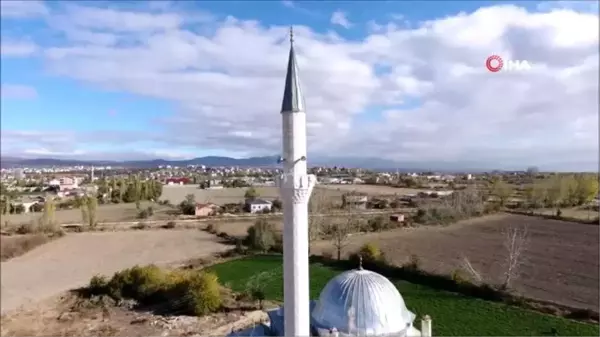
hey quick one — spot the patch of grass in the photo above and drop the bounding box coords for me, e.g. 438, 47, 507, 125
0, 233, 64, 261
207, 255, 599, 336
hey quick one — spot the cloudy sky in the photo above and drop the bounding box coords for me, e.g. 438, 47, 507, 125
0, 0, 598, 171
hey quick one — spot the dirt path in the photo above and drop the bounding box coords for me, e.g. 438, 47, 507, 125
0, 230, 230, 314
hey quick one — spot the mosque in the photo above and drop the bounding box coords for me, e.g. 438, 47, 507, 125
229, 29, 433, 337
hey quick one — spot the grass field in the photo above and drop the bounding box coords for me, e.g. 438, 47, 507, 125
208, 255, 598, 336
3, 201, 174, 226
159, 185, 344, 205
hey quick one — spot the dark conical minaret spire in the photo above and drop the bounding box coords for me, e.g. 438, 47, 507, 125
281, 26, 305, 113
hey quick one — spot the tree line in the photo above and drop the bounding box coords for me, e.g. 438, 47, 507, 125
96, 176, 163, 208
491, 174, 598, 210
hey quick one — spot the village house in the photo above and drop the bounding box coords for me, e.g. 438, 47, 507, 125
390, 213, 405, 223
195, 203, 218, 217
342, 193, 368, 210
245, 198, 272, 213
165, 177, 190, 185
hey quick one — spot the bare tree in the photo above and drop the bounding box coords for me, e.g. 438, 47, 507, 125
331, 218, 356, 260
308, 189, 333, 253
501, 224, 529, 290
459, 255, 483, 284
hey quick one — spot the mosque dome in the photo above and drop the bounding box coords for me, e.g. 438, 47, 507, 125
311, 268, 416, 336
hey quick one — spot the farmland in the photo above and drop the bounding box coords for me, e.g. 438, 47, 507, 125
209, 255, 598, 336
313, 213, 599, 310
159, 185, 345, 205
1, 229, 230, 314
2, 201, 174, 226
319, 184, 427, 196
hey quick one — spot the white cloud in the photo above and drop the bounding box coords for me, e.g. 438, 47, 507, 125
0, 40, 38, 57
330, 10, 353, 29
0, 84, 38, 99
1, 3, 598, 170
282, 0, 295, 8
0, 0, 48, 18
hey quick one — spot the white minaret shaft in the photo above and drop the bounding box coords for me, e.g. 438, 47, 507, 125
278, 27, 316, 337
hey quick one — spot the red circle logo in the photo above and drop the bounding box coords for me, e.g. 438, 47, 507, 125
486, 55, 503, 72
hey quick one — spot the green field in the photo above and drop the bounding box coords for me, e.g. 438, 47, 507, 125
208, 255, 599, 336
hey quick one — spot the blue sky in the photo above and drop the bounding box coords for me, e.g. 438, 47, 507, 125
0, 0, 598, 170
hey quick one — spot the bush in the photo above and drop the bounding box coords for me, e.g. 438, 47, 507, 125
245, 219, 276, 252
206, 223, 219, 234
234, 238, 245, 254
368, 216, 387, 231
271, 199, 283, 211
137, 209, 150, 219
451, 269, 470, 285
87, 275, 110, 296
164, 270, 222, 316
164, 221, 176, 229
404, 254, 421, 271
349, 242, 383, 266
83, 265, 222, 316
133, 222, 149, 230
271, 234, 284, 253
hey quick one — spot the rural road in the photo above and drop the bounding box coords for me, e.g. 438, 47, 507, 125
0, 230, 230, 314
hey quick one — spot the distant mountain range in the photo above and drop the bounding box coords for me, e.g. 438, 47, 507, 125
0, 155, 503, 172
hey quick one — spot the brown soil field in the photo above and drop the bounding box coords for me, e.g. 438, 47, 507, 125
319, 184, 427, 196
159, 185, 344, 205
0, 230, 230, 314
213, 212, 398, 239
3, 201, 174, 226
313, 213, 599, 311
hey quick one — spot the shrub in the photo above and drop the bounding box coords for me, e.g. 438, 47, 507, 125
84, 265, 222, 316
404, 254, 421, 271
137, 209, 150, 219
245, 219, 276, 252
87, 275, 110, 296
206, 223, 219, 234
451, 269, 470, 285
350, 242, 383, 265
16, 222, 37, 234
106, 265, 166, 301
234, 238, 245, 254
271, 234, 284, 253
368, 216, 387, 231
133, 222, 148, 230
164, 221, 176, 229
164, 270, 222, 316
271, 199, 283, 211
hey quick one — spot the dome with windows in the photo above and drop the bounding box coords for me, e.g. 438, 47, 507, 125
311, 268, 416, 336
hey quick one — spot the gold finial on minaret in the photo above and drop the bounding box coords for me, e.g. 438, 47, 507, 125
290, 26, 294, 46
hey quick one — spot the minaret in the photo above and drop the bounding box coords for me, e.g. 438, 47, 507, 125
278, 26, 316, 337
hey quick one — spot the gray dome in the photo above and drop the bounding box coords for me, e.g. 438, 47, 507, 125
311, 269, 415, 336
